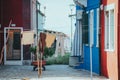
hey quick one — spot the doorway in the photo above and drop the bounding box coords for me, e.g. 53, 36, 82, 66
4, 27, 23, 65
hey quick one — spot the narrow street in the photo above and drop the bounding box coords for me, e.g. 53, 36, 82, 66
0, 65, 108, 80
0, 0, 120, 80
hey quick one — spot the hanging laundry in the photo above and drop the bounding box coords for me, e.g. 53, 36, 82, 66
21, 31, 34, 45
39, 33, 46, 54
45, 33, 56, 48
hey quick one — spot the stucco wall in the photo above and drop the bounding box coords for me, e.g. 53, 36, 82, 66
100, 0, 119, 80
75, 0, 100, 74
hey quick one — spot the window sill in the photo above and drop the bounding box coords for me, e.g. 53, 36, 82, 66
104, 49, 114, 52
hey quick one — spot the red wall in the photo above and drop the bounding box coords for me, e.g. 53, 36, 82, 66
0, 0, 31, 60
22, 0, 31, 30
1, 0, 31, 29
100, 9, 108, 77
0, 0, 23, 56
100, 0, 108, 77
2, 0, 23, 27
100, 0, 119, 80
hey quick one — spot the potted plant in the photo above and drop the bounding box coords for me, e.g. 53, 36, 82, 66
30, 46, 46, 71
30, 46, 36, 54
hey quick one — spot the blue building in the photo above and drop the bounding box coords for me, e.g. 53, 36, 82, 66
73, 0, 100, 74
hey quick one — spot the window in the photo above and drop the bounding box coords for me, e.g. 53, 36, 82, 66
82, 12, 88, 44
104, 4, 115, 51
13, 32, 21, 50
90, 10, 94, 47
96, 8, 100, 47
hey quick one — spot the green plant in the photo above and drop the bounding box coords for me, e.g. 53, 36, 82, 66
46, 57, 56, 65
44, 47, 55, 58
46, 53, 70, 65
30, 46, 36, 54
62, 53, 70, 64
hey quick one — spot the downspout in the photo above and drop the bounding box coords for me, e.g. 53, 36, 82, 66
99, 0, 102, 75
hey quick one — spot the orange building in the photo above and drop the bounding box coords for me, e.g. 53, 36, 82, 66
100, 0, 120, 80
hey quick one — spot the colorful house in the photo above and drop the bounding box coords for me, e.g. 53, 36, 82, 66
73, 0, 100, 74
70, 0, 87, 67
100, 0, 120, 79
44, 29, 70, 57
0, 0, 44, 65
119, 0, 120, 79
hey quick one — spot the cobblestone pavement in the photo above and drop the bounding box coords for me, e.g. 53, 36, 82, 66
0, 65, 109, 80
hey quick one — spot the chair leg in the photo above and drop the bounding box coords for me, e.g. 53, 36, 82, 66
33, 66, 37, 71
42, 65, 46, 71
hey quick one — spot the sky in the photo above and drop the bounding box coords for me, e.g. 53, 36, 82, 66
38, 0, 76, 38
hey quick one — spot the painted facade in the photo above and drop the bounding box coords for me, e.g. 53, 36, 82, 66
70, 0, 87, 67
100, 0, 119, 80
0, 0, 44, 65
74, 0, 100, 74
118, 0, 120, 79
0, 0, 31, 65
44, 30, 70, 57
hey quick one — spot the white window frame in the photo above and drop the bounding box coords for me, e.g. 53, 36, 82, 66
104, 4, 115, 51
89, 10, 94, 47
96, 8, 100, 47
4, 27, 23, 65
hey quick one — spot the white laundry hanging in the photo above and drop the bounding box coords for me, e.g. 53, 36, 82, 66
21, 31, 34, 45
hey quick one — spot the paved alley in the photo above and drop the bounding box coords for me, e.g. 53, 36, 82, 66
0, 65, 108, 80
